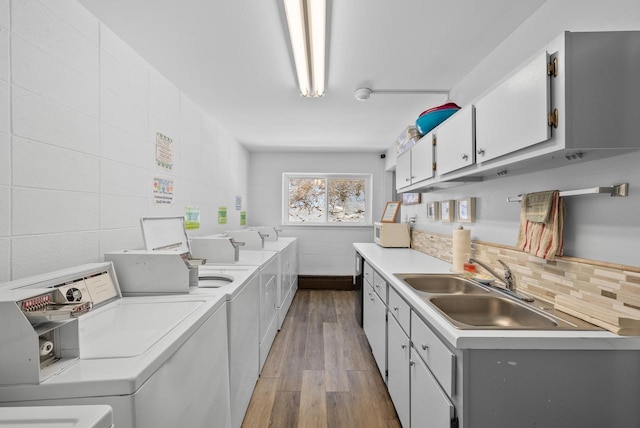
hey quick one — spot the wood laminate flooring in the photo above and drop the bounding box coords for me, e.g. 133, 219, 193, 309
242, 290, 401, 428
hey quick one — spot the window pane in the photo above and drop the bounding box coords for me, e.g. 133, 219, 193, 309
288, 178, 326, 223
328, 178, 366, 223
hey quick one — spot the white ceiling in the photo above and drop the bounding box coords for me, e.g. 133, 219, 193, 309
79, 0, 546, 152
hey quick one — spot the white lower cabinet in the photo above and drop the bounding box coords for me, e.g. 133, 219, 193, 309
411, 347, 455, 428
363, 281, 387, 379
387, 315, 410, 427
357, 252, 640, 428
363, 273, 458, 427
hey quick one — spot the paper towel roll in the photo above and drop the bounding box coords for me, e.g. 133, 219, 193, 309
452, 227, 471, 273
39, 338, 53, 357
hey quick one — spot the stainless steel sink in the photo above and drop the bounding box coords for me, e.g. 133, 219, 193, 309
394, 273, 602, 330
429, 294, 560, 329
395, 274, 489, 295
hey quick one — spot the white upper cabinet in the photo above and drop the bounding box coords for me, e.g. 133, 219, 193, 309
435, 105, 475, 175
411, 134, 435, 183
392, 31, 640, 191
475, 53, 550, 163
395, 133, 434, 191
395, 150, 412, 190
474, 31, 640, 168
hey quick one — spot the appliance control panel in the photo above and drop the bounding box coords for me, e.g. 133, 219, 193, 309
0, 263, 121, 385
17, 270, 119, 324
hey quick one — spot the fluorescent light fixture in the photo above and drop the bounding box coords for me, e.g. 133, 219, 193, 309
284, 0, 326, 97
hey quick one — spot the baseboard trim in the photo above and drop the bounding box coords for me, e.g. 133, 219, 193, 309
298, 275, 354, 290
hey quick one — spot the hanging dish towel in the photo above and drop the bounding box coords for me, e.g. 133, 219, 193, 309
516, 190, 565, 260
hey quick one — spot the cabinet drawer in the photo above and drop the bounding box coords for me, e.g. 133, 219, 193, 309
411, 311, 456, 396
388, 286, 410, 335
410, 348, 455, 427
364, 261, 373, 287
373, 271, 387, 300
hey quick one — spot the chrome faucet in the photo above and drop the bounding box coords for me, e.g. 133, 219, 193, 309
467, 258, 533, 302
497, 259, 515, 291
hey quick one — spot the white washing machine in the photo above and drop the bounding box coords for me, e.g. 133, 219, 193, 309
263, 237, 298, 328
205, 250, 279, 371
0, 405, 113, 428
193, 264, 260, 428
0, 263, 230, 428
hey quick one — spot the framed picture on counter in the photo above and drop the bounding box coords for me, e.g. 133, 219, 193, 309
381, 201, 401, 223
457, 197, 476, 223
440, 200, 455, 223
427, 201, 439, 221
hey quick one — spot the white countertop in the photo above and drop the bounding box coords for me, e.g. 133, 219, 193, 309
354, 243, 640, 350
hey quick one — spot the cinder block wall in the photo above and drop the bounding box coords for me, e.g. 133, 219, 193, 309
0, 0, 249, 281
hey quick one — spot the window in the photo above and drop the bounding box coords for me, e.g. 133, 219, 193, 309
283, 173, 372, 225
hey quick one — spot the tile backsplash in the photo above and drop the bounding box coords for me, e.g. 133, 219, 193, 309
411, 230, 640, 335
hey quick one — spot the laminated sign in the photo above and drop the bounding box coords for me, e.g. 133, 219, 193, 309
185, 206, 200, 230
156, 132, 173, 171
218, 206, 227, 224
153, 177, 174, 205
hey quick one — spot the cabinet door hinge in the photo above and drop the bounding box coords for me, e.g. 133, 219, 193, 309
432, 135, 437, 146
432, 162, 437, 171
548, 108, 559, 128
547, 57, 558, 77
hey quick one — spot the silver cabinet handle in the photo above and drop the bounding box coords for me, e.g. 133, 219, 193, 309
405, 178, 411, 182
409, 360, 415, 366
461, 153, 469, 161
401, 343, 407, 349
477, 148, 485, 156
421, 344, 429, 351
393, 306, 399, 312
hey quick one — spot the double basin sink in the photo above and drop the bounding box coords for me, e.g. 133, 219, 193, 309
395, 274, 600, 330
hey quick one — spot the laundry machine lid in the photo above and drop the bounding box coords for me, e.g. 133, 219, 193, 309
0, 405, 113, 428
79, 300, 202, 359
140, 216, 190, 253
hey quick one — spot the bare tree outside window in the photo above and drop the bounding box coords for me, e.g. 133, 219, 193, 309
328, 179, 365, 222
288, 178, 326, 223
285, 174, 370, 225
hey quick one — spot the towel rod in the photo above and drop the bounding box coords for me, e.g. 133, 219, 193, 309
507, 183, 629, 203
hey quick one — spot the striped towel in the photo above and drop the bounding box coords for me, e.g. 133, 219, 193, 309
516, 190, 565, 260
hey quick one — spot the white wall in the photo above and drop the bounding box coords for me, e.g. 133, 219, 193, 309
403, 0, 640, 267
248, 152, 392, 276
0, 0, 249, 281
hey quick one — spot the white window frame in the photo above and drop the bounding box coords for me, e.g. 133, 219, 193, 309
282, 173, 373, 226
